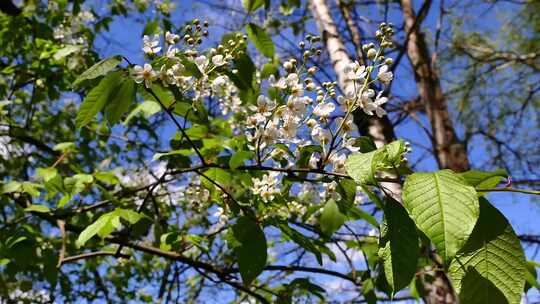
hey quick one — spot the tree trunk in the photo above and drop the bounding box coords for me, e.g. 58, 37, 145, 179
401, 0, 469, 172
309, 0, 401, 200
400, 0, 467, 302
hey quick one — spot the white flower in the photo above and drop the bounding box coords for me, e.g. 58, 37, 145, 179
362, 91, 388, 117
308, 154, 320, 169
286, 73, 304, 96
313, 102, 335, 118
251, 95, 276, 116
337, 95, 354, 112
133, 63, 156, 88
212, 206, 228, 224
166, 45, 178, 58
306, 118, 318, 129
343, 61, 367, 81
252, 172, 281, 203
335, 117, 357, 134
269, 75, 287, 90
159, 65, 175, 86
329, 153, 347, 173
285, 96, 308, 117
343, 138, 360, 152
377, 65, 393, 85
211, 75, 229, 94
165, 31, 179, 44
211, 54, 227, 67
194, 55, 209, 71
261, 120, 280, 145
281, 116, 299, 140
167, 63, 192, 86
311, 125, 332, 144
142, 34, 161, 55
359, 89, 375, 113
323, 181, 341, 201
373, 91, 388, 117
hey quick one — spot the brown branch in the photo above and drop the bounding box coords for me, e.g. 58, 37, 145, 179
59, 251, 129, 265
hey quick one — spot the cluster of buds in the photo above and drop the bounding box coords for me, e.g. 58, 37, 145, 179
299, 35, 323, 57
213, 33, 248, 60
183, 19, 209, 47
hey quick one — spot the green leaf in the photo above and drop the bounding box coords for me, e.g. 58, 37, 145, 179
76, 212, 117, 247
24, 205, 51, 213
1, 181, 21, 194
229, 151, 254, 169
246, 23, 275, 58
115, 208, 145, 224
525, 261, 540, 292
36, 167, 58, 182
403, 169, 479, 262
231, 216, 267, 285
260, 62, 278, 79
319, 199, 346, 236
242, 0, 264, 12
378, 199, 419, 293
53, 142, 76, 152
73, 55, 122, 87
140, 83, 175, 107
346, 140, 408, 185
345, 149, 385, 184
143, 20, 160, 36
76, 71, 123, 128
459, 169, 508, 194
53, 45, 82, 60
76, 208, 145, 247
448, 198, 526, 304
94, 172, 119, 185
123, 100, 161, 124
105, 78, 136, 124
278, 223, 324, 265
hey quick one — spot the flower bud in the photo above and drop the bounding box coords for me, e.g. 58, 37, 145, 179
308, 67, 317, 75
306, 82, 316, 91
367, 48, 377, 60
283, 61, 293, 70
384, 58, 393, 65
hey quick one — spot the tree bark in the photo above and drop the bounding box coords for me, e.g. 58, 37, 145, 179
401, 0, 469, 172
400, 0, 466, 302
309, 0, 402, 200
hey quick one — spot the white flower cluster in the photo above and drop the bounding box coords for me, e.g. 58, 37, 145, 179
251, 172, 281, 203
245, 67, 361, 178
133, 24, 245, 116
131, 23, 395, 217
4, 288, 51, 304
53, 10, 95, 45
